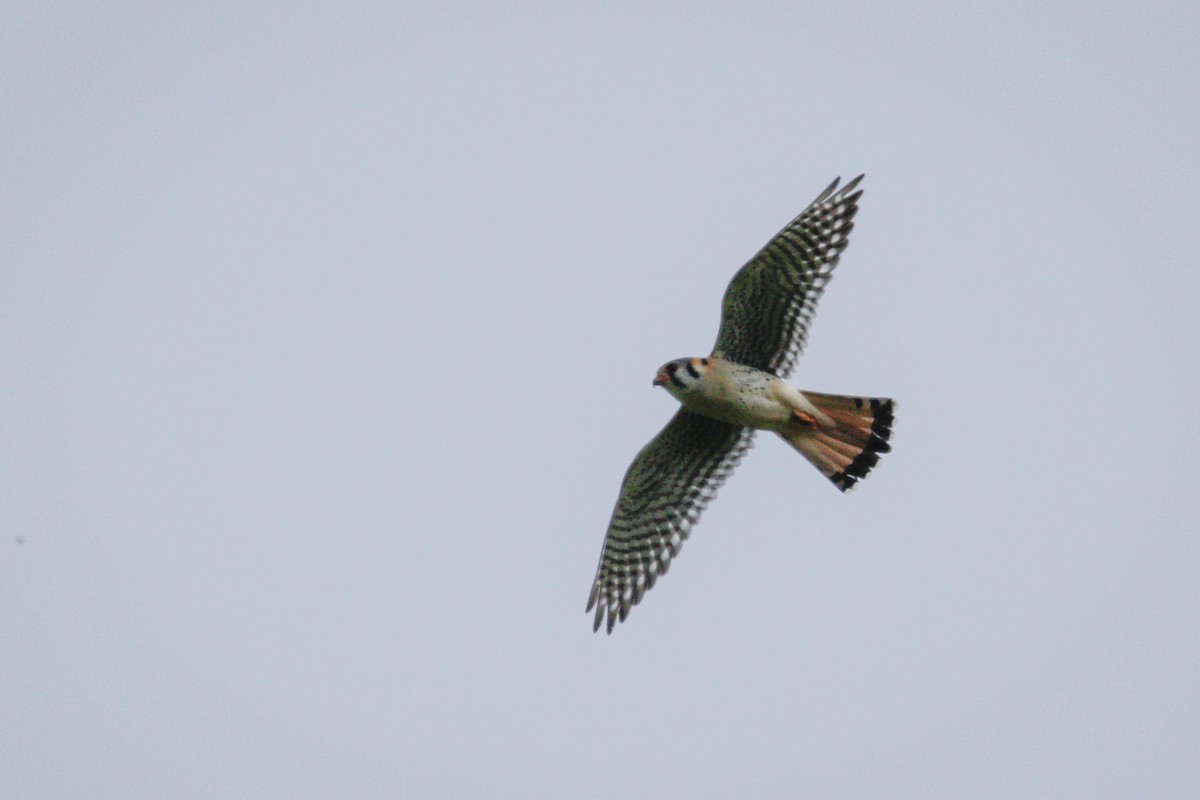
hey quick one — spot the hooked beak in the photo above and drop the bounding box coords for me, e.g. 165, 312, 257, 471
652, 372, 664, 387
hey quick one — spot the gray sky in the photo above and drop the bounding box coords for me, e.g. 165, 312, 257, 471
3, 3, 1198, 797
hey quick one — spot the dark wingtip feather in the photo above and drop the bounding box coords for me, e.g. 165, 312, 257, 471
814, 176, 841, 205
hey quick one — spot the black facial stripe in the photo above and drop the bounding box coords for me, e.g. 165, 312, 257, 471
685, 362, 700, 380
669, 373, 688, 390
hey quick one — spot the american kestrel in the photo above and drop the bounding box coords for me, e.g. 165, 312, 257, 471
587, 175, 896, 633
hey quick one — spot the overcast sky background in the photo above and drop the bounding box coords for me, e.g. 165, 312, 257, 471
3, 3, 1198, 797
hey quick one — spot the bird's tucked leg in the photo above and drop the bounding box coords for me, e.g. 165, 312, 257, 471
791, 409, 820, 429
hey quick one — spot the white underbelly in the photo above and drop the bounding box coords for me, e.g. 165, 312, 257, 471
681, 379, 794, 430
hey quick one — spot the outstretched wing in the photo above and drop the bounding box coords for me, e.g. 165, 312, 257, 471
587, 409, 755, 634
712, 175, 864, 379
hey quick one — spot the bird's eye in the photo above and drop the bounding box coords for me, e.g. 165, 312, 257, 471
666, 362, 678, 373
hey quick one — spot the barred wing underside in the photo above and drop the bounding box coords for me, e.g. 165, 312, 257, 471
587, 410, 756, 633
712, 175, 863, 379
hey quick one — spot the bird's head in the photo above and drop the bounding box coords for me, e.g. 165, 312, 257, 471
652, 357, 710, 399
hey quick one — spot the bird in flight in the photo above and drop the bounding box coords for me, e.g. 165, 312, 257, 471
587, 175, 896, 633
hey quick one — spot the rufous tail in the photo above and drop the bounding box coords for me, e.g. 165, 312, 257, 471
780, 391, 896, 492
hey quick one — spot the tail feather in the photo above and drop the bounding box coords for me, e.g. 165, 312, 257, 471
781, 391, 896, 492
